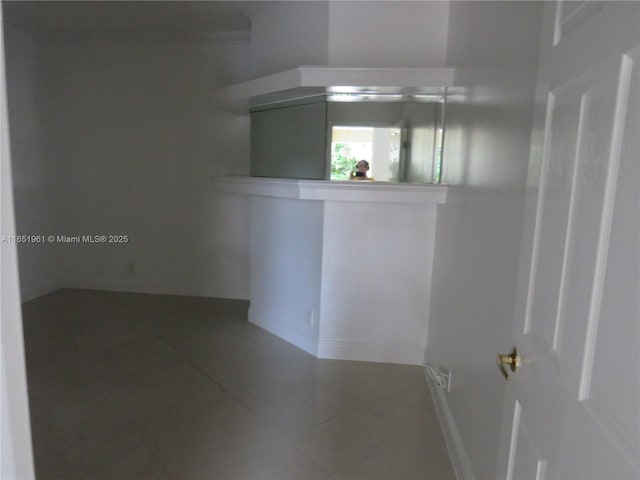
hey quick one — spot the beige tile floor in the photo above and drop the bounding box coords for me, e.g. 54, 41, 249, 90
22, 289, 456, 480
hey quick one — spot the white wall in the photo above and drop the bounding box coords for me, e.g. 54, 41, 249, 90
425, 2, 543, 479
1, 13, 35, 479
248, 1, 329, 77
4, 24, 64, 300
248, 1, 449, 78
6, 32, 252, 300
328, 1, 449, 68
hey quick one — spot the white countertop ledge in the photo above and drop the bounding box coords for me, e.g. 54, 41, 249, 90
211, 176, 448, 204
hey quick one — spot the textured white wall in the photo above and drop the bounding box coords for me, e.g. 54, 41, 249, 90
426, 2, 543, 478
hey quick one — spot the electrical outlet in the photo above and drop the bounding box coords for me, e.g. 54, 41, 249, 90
424, 364, 451, 392
307, 309, 315, 327
443, 370, 452, 392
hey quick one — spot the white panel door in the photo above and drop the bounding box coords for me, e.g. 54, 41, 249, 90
498, 2, 639, 479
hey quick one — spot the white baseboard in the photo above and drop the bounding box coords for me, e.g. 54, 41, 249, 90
317, 339, 425, 365
425, 372, 475, 480
248, 306, 319, 357
247, 308, 426, 366
20, 276, 63, 302
63, 276, 247, 300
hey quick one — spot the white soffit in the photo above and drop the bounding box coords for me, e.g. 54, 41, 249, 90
212, 66, 457, 111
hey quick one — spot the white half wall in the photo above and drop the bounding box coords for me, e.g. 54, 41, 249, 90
248, 196, 324, 356
318, 200, 438, 365
220, 177, 447, 365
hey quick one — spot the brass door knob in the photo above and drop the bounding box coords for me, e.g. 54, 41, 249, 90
497, 347, 520, 380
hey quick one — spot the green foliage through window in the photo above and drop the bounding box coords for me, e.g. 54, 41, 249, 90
330, 143, 358, 180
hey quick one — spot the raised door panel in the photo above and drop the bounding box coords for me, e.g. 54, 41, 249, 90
525, 75, 592, 357
576, 46, 640, 473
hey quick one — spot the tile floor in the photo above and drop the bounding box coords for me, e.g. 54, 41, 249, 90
22, 289, 456, 480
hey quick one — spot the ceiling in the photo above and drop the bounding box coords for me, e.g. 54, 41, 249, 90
2, 1, 277, 35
